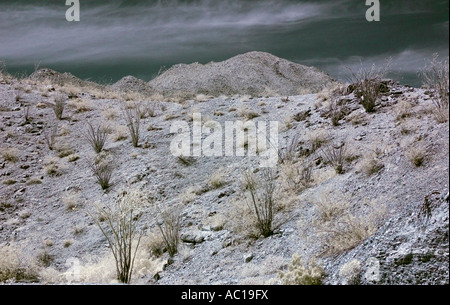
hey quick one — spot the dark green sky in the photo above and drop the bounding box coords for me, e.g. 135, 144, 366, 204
0, 0, 448, 86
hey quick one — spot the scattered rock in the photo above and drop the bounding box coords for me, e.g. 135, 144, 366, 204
244, 253, 254, 263
181, 230, 208, 244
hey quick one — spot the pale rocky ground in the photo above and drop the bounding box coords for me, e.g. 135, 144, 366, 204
0, 54, 448, 285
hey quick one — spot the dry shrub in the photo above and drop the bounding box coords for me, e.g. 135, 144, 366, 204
26, 177, 43, 185
280, 160, 313, 193
278, 133, 300, 164
44, 123, 58, 150
306, 128, 330, 154
3, 179, 17, 185
86, 189, 150, 283
346, 111, 367, 126
43, 247, 166, 284
143, 230, 167, 258
178, 155, 196, 167
299, 189, 386, 256
83, 122, 108, 153
60, 84, 81, 98
419, 54, 449, 123
239, 255, 287, 285
112, 125, 128, 142
63, 191, 80, 211
134, 102, 156, 119
154, 203, 182, 257
339, 259, 362, 285
52, 93, 67, 120
102, 108, 119, 120
346, 59, 391, 113
278, 254, 325, 285
395, 100, 414, 121
321, 142, 348, 174
179, 186, 198, 204
67, 154, 79, 162
328, 96, 350, 126
0, 244, 40, 283
238, 169, 280, 238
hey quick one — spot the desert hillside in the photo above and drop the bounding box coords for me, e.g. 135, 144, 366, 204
0, 53, 448, 285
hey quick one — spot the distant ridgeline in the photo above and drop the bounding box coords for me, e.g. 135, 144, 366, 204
30, 52, 338, 99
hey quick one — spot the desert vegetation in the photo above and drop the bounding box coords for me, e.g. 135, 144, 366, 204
85, 189, 149, 284
0, 54, 448, 286
419, 54, 449, 123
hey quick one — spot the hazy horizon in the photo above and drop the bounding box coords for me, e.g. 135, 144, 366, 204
0, 0, 448, 87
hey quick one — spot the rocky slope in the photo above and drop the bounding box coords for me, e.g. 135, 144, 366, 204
0, 56, 448, 285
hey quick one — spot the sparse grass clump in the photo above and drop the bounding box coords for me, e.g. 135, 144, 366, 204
26, 177, 43, 185
299, 189, 386, 256
328, 96, 350, 126
278, 133, 300, 164
67, 98, 93, 113
237, 107, 259, 120
44, 124, 58, 151
209, 170, 227, 189
63, 240, 73, 248
306, 129, 330, 154
395, 100, 414, 121
112, 125, 128, 142
67, 154, 79, 162
359, 155, 384, 176
143, 230, 166, 257
1, 147, 19, 162
43, 157, 66, 176
3, 179, 17, 185
63, 192, 80, 211
18, 209, 31, 219
54, 142, 74, 158
177, 155, 196, 166
180, 186, 199, 204
135, 102, 155, 119
123, 107, 141, 147
52, 93, 67, 120
15, 90, 23, 102
406, 142, 427, 167
89, 153, 115, 190
102, 108, 119, 120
